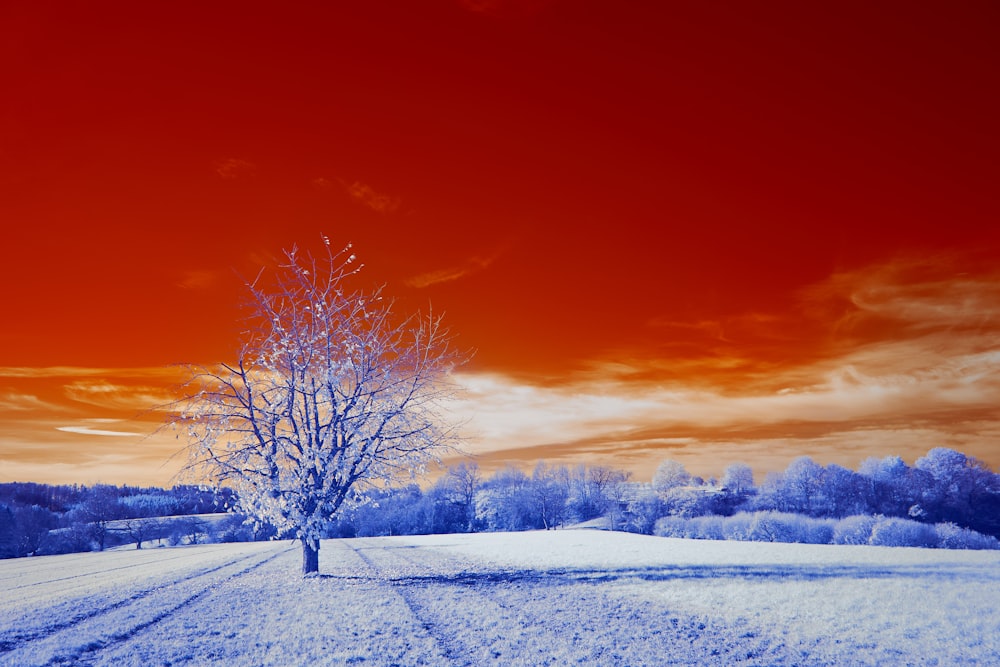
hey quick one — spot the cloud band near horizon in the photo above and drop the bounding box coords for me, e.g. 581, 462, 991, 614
1, 255, 998, 486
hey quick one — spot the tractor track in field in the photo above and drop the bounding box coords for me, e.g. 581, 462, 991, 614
3, 547, 231, 592
0, 550, 263, 653
342, 537, 635, 666
343, 537, 794, 666
0, 545, 292, 667
341, 539, 479, 667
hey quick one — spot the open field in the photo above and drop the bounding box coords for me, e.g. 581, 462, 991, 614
1, 530, 998, 666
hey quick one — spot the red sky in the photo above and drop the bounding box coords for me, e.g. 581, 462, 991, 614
2, 1, 999, 485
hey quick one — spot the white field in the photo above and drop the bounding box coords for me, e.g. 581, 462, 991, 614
1, 531, 998, 666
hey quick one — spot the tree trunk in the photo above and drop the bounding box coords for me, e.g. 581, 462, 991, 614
302, 538, 320, 575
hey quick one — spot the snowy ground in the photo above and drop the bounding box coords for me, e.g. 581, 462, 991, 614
1, 530, 998, 666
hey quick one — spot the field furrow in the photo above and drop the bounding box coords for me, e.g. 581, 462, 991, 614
2, 547, 231, 591
2, 531, 998, 666
89, 540, 448, 666
0, 543, 289, 666
348, 536, 795, 666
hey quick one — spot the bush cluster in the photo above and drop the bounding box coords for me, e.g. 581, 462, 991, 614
654, 511, 1000, 550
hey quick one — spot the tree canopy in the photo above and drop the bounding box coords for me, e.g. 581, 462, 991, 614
176, 238, 465, 574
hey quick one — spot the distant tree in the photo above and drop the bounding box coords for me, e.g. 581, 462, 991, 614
0, 504, 16, 558
721, 463, 754, 496
121, 493, 183, 519
176, 517, 209, 545
176, 239, 465, 574
660, 486, 715, 519
421, 479, 468, 534
568, 465, 631, 523
858, 456, 932, 518
755, 457, 827, 516
123, 518, 162, 549
530, 462, 570, 530
44, 522, 94, 555
445, 462, 482, 532
915, 447, 1000, 535
820, 464, 870, 518
781, 457, 826, 516
652, 460, 691, 495
605, 473, 633, 531
478, 466, 535, 531
80, 486, 125, 551
625, 487, 663, 534
12, 505, 57, 557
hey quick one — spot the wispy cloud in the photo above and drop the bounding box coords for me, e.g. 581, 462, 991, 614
451, 255, 1000, 477
0, 366, 189, 484
176, 269, 223, 290
214, 158, 255, 180
56, 424, 144, 437
0, 366, 186, 380
799, 253, 1000, 337
406, 250, 503, 289
342, 180, 401, 214
0, 426, 182, 485
457, 0, 551, 17
4, 256, 999, 485
0, 392, 68, 412
63, 380, 177, 411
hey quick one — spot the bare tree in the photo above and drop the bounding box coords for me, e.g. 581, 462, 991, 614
80, 486, 123, 552
175, 238, 465, 574
445, 461, 481, 532
123, 518, 161, 550
531, 462, 570, 530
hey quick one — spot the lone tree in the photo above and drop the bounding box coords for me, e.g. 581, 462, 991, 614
176, 237, 465, 574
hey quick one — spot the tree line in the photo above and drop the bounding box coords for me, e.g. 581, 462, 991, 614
325, 447, 1000, 549
0, 483, 233, 558
2, 445, 998, 559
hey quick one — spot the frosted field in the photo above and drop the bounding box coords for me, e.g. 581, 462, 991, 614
1, 531, 998, 666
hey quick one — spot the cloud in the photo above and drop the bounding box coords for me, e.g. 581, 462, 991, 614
449, 255, 1000, 478
799, 254, 1000, 337
176, 269, 222, 290
0, 425, 183, 485
457, 0, 552, 17
63, 380, 177, 411
214, 158, 255, 180
648, 318, 731, 342
342, 180, 401, 214
0, 366, 118, 379
56, 425, 144, 437
406, 250, 503, 289
0, 366, 186, 380
0, 366, 192, 485
0, 392, 67, 412
451, 358, 1000, 478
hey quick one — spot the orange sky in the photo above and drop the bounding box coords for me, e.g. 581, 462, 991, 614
2, 1, 999, 485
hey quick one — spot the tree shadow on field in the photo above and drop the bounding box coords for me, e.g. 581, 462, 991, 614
317, 561, 994, 588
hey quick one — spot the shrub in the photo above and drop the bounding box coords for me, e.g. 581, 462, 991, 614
868, 517, 938, 548
935, 522, 1000, 550
653, 511, 1000, 551
745, 512, 827, 543
802, 519, 835, 545
653, 516, 688, 538
691, 515, 725, 540
832, 515, 878, 545
655, 515, 736, 541
721, 513, 754, 541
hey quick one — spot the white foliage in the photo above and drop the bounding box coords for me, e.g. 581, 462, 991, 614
175, 240, 464, 550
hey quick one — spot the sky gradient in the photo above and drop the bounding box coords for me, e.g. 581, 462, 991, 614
2, 1, 999, 485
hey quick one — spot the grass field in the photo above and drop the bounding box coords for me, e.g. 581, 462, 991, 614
2, 530, 998, 666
